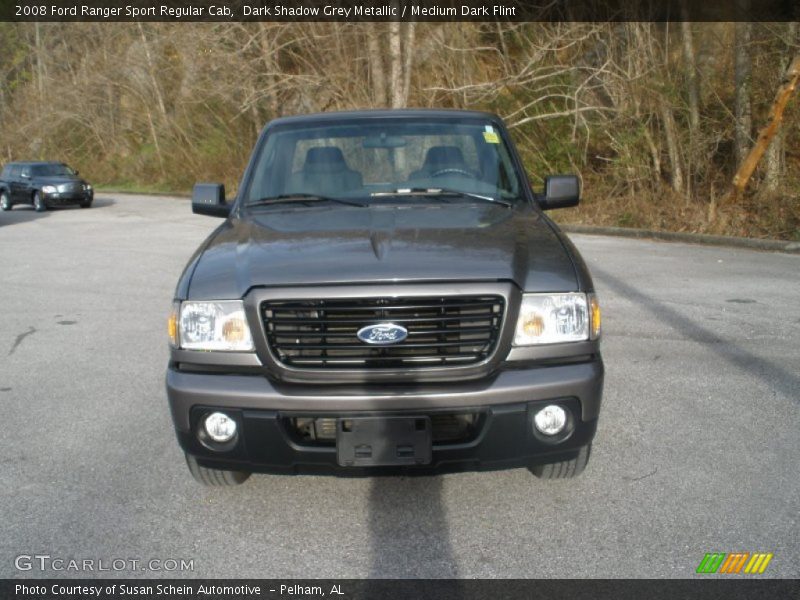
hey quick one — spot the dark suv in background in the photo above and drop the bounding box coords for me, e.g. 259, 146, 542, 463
167, 109, 604, 486
0, 161, 93, 212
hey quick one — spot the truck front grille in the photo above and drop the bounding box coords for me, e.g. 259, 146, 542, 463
261, 295, 505, 369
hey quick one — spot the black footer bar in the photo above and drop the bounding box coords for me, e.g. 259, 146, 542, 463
3, 579, 799, 600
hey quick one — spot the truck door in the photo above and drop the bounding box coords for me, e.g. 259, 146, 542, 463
8, 165, 24, 202
14, 165, 32, 202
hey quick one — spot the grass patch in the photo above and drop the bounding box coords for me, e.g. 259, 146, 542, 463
95, 181, 189, 195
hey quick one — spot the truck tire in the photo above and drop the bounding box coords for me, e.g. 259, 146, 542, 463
529, 445, 590, 479
33, 191, 46, 212
0, 191, 10, 211
185, 453, 251, 486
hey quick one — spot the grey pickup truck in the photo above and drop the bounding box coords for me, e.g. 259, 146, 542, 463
167, 109, 603, 486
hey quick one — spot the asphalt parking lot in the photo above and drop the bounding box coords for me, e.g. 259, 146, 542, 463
1, 194, 798, 578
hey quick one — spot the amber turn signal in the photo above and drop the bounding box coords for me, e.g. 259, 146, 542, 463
589, 293, 601, 340
167, 302, 179, 347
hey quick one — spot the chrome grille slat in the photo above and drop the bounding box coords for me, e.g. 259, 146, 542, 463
270, 326, 497, 337
262, 295, 504, 369
268, 314, 495, 324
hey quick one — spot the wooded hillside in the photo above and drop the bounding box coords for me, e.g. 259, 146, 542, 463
0, 22, 798, 239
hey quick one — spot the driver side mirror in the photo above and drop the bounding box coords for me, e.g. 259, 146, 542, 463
539, 175, 580, 210
192, 183, 230, 218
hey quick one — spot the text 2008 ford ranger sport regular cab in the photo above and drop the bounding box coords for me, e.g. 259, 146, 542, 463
167, 110, 603, 486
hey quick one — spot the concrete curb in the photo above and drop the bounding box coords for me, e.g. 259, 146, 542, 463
95, 188, 190, 198
560, 224, 800, 255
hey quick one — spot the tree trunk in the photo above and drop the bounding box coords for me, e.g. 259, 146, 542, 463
401, 23, 416, 107
366, 27, 387, 107
764, 21, 798, 191
642, 124, 661, 180
137, 23, 168, 123
258, 23, 281, 119
763, 127, 784, 191
660, 105, 684, 195
34, 23, 44, 106
136, 22, 167, 178
680, 16, 700, 130
725, 55, 800, 203
389, 21, 403, 108
734, 16, 752, 167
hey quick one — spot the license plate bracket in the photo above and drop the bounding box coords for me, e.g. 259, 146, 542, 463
336, 416, 432, 467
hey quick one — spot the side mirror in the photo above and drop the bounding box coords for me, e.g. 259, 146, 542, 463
192, 183, 230, 218
539, 175, 580, 210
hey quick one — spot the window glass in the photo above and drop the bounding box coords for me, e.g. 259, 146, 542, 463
32, 164, 76, 177
245, 118, 522, 204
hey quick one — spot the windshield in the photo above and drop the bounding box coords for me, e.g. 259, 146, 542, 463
243, 117, 523, 206
32, 164, 76, 177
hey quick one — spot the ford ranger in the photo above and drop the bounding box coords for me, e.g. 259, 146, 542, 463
166, 110, 603, 485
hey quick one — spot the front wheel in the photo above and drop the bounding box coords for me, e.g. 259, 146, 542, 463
80, 198, 92, 208
529, 445, 591, 479
0, 192, 10, 211
185, 453, 251, 486
33, 191, 46, 212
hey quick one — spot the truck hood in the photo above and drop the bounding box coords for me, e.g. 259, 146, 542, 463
186, 204, 578, 299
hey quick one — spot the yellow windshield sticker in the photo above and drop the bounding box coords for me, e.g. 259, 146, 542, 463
483, 131, 499, 143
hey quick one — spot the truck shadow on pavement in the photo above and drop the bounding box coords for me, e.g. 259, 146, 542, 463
367, 475, 462, 580
0, 197, 116, 227
0, 205, 53, 227
90, 197, 116, 209
592, 266, 800, 401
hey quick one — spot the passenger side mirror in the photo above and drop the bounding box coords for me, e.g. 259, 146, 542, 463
539, 175, 580, 210
192, 183, 230, 218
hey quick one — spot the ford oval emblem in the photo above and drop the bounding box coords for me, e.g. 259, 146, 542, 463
357, 323, 408, 345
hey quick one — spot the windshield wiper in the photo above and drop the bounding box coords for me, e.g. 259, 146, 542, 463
247, 194, 366, 208
371, 188, 512, 208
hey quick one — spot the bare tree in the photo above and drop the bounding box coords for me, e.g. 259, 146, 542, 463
734, 9, 752, 167
764, 21, 799, 191
680, 18, 700, 130
1, 22, 798, 239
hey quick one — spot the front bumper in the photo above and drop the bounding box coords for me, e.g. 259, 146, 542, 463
167, 359, 603, 474
43, 191, 92, 205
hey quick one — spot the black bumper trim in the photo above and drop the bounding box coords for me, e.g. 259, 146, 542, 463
177, 400, 598, 476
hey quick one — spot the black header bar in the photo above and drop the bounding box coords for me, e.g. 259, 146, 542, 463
2, 0, 799, 22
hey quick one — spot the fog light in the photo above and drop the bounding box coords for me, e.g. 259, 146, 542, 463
533, 405, 567, 436
204, 412, 237, 442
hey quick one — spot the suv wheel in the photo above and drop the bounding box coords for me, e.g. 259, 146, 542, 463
0, 192, 10, 211
33, 191, 46, 212
529, 445, 591, 479
185, 453, 251, 486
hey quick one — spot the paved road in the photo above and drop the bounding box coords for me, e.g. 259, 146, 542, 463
1, 195, 798, 579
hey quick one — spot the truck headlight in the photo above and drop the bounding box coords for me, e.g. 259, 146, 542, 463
42, 185, 57, 194
178, 300, 254, 351
513, 293, 590, 345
